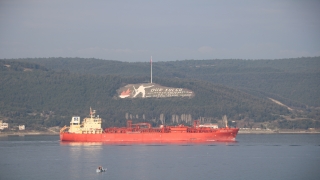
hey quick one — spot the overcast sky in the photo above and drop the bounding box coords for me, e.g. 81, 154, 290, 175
0, 0, 319, 62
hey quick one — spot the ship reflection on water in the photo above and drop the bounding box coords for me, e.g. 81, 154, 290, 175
60, 141, 104, 146
60, 140, 238, 146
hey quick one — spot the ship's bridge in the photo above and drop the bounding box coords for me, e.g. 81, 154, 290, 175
71, 116, 80, 125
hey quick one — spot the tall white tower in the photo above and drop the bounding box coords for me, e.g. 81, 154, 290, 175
150, 56, 153, 83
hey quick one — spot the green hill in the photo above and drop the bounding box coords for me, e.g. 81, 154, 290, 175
11, 57, 320, 107
1, 60, 294, 129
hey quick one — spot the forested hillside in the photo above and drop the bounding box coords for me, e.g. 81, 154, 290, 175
0, 60, 288, 128
1, 58, 319, 130
12, 57, 320, 107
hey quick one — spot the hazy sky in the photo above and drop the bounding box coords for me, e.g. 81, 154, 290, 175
1, 0, 319, 62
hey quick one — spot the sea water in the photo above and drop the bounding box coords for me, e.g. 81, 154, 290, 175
0, 134, 319, 180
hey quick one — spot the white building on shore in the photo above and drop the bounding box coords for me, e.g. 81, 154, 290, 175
19, 125, 25, 130
0, 120, 9, 130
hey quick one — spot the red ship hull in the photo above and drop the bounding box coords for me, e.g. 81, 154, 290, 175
60, 128, 239, 143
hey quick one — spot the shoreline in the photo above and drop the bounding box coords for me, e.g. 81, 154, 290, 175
0, 132, 59, 137
238, 130, 320, 134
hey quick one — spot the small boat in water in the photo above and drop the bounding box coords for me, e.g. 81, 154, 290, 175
96, 166, 106, 173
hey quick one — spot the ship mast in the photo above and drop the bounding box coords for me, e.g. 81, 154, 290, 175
90, 107, 95, 118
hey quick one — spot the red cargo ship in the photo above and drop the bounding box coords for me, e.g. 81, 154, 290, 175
60, 108, 239, 143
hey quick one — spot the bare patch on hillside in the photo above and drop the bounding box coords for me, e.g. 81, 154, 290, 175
268, 98, 293, 111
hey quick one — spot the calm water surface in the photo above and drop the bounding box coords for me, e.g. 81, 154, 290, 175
0, 134, 319, 180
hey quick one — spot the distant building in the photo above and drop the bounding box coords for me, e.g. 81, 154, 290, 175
19, 125, 25, 130
0, 121, 9, 130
